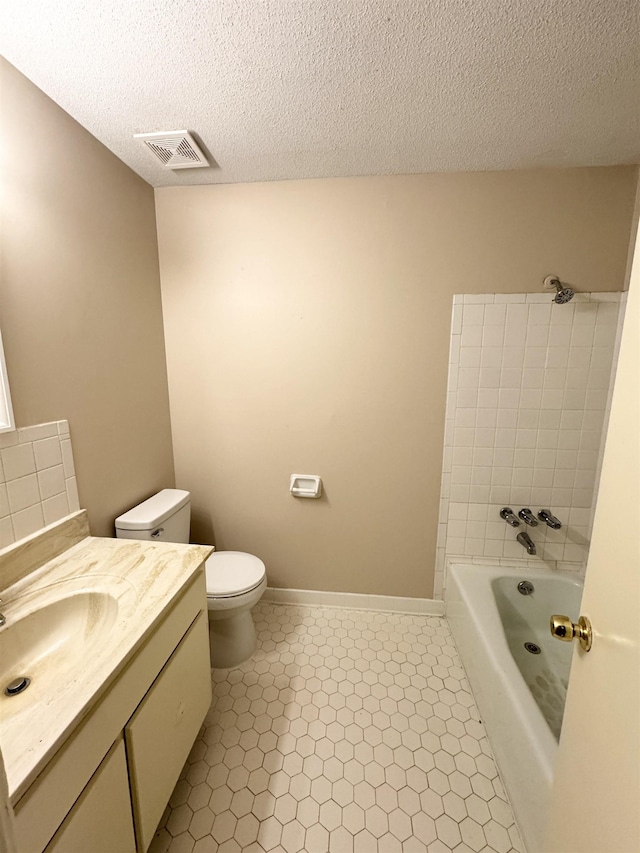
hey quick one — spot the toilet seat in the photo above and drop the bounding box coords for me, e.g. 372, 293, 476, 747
205, 551, 266, 598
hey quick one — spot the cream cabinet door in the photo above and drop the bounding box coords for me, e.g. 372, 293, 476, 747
126, 610, 212, 852
45, 736, 135, 853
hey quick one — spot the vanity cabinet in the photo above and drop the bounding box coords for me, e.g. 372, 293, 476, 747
13, 569, 211, 853
126, 610, 211, 852
44, 737, 136, 853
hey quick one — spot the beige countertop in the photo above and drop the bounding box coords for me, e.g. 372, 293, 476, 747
0, 512, 212, 803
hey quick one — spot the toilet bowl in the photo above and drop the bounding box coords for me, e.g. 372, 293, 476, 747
205, 551, 267, 668
114, 489, 266, 668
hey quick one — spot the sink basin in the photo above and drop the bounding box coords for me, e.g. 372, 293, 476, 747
0, 585, 132, 719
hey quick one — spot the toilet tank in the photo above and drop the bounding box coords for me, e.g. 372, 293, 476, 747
115, 489, 191, 543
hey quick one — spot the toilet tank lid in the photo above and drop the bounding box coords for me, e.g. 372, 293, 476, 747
115, 489, 191, 530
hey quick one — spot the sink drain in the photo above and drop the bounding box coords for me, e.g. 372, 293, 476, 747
5, 676, 31, 696
524, 642, 541, 655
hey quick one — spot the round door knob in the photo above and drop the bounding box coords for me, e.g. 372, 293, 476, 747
550, 614, 593, 651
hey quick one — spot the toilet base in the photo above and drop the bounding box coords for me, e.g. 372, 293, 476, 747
208, 607, 257, 669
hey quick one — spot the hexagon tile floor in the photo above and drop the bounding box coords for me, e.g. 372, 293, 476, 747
149, 602, 523, 853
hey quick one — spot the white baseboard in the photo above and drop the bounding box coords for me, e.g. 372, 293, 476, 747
261, 586, 446, 616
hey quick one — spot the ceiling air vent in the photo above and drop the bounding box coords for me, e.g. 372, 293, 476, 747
134, 130, 209, 169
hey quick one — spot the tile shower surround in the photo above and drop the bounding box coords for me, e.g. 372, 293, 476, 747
151, 602, 523, 853
434, 292, 624, 598
0, 421, 80, 547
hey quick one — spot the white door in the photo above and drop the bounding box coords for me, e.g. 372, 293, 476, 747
544, 227, 640, 852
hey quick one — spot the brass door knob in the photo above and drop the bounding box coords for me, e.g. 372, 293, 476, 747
550, 614, 593, 651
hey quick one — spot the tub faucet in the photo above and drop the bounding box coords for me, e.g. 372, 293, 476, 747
517, 532, 537, 556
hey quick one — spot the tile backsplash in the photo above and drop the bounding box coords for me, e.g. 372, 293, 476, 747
0, 421, 79, 547
434, 292, 626, 597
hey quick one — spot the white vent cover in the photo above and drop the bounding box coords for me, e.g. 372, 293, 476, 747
134, 130, 209, 169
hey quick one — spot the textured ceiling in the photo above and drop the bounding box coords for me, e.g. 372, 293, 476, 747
1, 1, 639, 187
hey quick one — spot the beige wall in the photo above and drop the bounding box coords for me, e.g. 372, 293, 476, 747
156, 168, 637, 598
0, 59, 175, 537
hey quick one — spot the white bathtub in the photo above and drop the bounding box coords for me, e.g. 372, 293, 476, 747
446, 562, 583, 853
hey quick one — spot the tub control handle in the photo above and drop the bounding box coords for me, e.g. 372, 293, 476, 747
550, 614, 593, 651
538, 509, 562, 529
518, 508, 539, 526
500, 507, 520, 527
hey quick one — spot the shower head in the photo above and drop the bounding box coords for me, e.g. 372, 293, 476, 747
553, 286, 574, 304
543, 275, 575, 304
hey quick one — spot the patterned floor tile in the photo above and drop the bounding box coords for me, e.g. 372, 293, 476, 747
149, 603, 523, 853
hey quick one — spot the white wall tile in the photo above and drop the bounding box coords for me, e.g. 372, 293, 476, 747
456, 389, 478, 408
556, 450, 578, 470
514, 448, 535, 467
563, 389, 586, 409
34, 436, 64, 470
502, 346, 525, 367
461, 326, 483, 346
528, 304, 552, 325
436, 292, 623, 597
2, 443, 36, 480
18, 423, 57, 443
550, 303, 574, 325
516, 409, 539, 429
571, 326, 595, 347
0, 517, 14, 548
590, 293, 619, 302
61, 439, 76, 478
473, 446, 494, 465
483, 304, 507, 326
0, 483, 9, 518
38, 465, 66, 500
519, 389, 542, 409
500, 368, 522, 388
477, 388, 499, 408
482, 347, 504, 368
586, 389, 608, 410
582, 410, 604, 431
0, 421, 79, 547
496, 410, 517, 430
545, 347, 569, 368
66, 476, 80, 512
590, 345, 614, 367
459, 346, 482, 367
455, 408, 476, 427
463, 294, 494, 304
548, 326, 572, 347
495, 293, 525, 303
567, 368, 589, 389
458, 368, 480, 388
526, 293, 551, 304
462, 304, 485, 325
451, 303, 463, 335
43, 492, 70, 526
498, 389, 520, 409
541, 389, 564, 409
479, 367, 501, 388
573, 303, 598, 325
7, 474, 40, 513
12, 504, 45, 540
524, 346, 546, 367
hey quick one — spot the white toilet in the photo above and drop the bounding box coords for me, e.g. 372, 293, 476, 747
115, 489, 266, 668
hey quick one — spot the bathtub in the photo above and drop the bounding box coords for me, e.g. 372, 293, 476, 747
446, 562, 583, 853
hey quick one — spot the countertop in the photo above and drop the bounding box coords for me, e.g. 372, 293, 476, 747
0, 512, 212, 802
